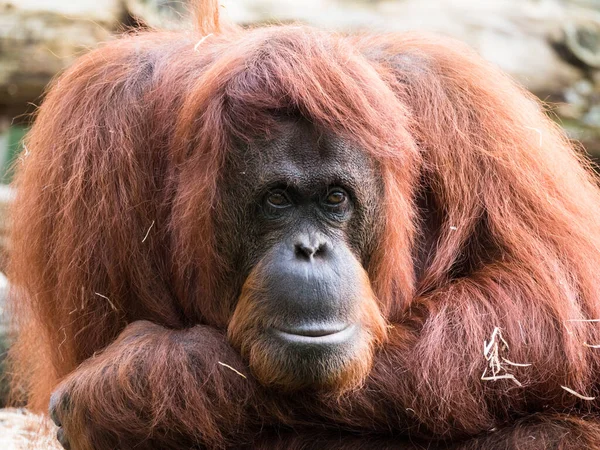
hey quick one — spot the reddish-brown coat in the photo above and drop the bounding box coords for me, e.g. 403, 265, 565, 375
8, 2, 600, 448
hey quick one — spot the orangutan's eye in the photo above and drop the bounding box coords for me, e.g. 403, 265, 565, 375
324, 189, 347, 206
266, 191, 291, 208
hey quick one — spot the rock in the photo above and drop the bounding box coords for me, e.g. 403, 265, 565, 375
0, 0, 184, 118
0, 408, 60, 450
0, 0, 123, 117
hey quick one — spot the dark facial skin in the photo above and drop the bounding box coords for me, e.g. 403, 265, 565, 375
217, 118, 385, 385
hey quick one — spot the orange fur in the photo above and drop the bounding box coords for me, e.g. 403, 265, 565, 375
8, 1, 600, 448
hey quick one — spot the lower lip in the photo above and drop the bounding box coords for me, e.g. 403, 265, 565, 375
272, 324, 357, 345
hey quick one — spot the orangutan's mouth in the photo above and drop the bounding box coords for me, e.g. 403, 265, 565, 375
272, 323, 356, 344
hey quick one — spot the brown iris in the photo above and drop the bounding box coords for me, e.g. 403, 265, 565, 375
267, 191, 290, 208
325, 189, 347, 206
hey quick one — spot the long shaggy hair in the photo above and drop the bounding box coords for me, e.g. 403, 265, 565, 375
8, 0, 600, 447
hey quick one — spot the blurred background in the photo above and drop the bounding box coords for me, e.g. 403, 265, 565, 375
0, 0, 599, 437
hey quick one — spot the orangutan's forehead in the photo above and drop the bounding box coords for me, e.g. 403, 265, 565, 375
231, 119, 381, 191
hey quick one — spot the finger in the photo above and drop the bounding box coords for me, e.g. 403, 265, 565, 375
49, 391, 63, 426
49, 390, 71, 427
56, 427, 71, 450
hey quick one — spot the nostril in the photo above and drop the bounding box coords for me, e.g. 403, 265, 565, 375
315, 241, 327, 256
294, 241, 328, 259
295, 243, 316, 259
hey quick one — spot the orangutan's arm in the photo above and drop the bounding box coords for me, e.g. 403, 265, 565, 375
49, 321, 262, 450
312, 263, 599, 441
